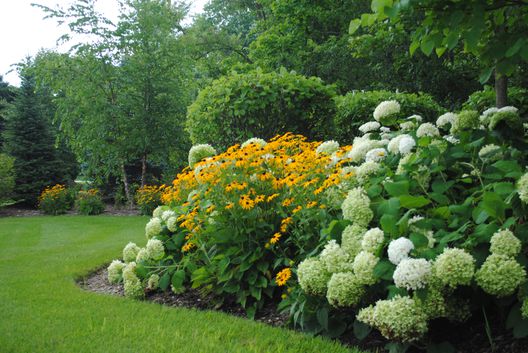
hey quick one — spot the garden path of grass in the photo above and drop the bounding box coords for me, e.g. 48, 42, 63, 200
0, 216, 361, 353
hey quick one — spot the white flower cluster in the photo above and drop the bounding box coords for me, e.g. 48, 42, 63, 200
353, 251, 378, 285
436, 112, 456, 129
188, 144, 216, 168
146, 238, 165, 261
122, 262, 144, 299
297, 257, 331, 296
393, 258, 431, 290
433, 248, 475, 288
320, 240, 352, 273
356, 161, 382, 184
416, 123, 440, 138
387, 134, 415, 155
361, 227, 384, 253
341, 224, 366, 258
341, 187, 373, 226
316, 140, 340, 155
348, 136, 382, 163
478, 144, 503, 162
241, 137, 267, 148
373, 100, 401, 121
123, 242, 140, 263
326, 272, 364, 307
145, 217, 163, 239
490, 229, 521, 257
518, 172, 528, 204
107, 260, 125, 284
161, 210, 176, 222
388, 237, 414, 265
365, 148, 387, 163
359, 121, 381, 134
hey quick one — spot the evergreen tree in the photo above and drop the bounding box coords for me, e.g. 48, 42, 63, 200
0, 75, 16, 149
2, 72, 60, 205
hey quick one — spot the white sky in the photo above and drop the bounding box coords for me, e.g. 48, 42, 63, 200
0, 0, 207, 86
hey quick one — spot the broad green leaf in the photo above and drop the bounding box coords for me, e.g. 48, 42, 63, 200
353, 320, 371, 340
349, 19, 361, 34
384, 180, 409, 197
374, 259, 395, 280
171, 270, 185, 291
316, 307, 329, 331
399, 195, 431, 208
159, 272, 170, 291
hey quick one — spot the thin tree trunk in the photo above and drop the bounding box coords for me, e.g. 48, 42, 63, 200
495, 72, 508, 108
121, 163, 132, 208
140, 153, 147, 188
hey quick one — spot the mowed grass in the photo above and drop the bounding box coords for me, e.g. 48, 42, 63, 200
0, 216, 361, 353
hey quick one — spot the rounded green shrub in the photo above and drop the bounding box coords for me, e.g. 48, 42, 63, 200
186, 69, 336, 150
75, 189, 105, 215
463, 86, 528, 118
334, 90, 444, 144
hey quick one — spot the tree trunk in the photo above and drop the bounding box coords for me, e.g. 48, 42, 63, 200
121, 163, 132, 208
140, 153, 147, 188
495, 72, 508, 108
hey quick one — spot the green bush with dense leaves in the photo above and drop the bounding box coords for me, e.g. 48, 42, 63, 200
463, 86, 528, 119
334, 90, 444, 144
38, 184, 74, 215
0, 153, 15, 207
186, 69, 337, 150
76, 189, 105, 215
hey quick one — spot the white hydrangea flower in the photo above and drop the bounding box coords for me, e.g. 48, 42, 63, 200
416, 123, 440, 138
123, 242, 140, 263
241, 137, 267, 148
393, 258, 432, 290
122, 262, 144, 299
147, 274, 160, 290
316, 140, 340, 155
498, 106, 518, 114
373, 100, 401, 121
388, 237, 414, 265
188, 144, 216, 168
361, 228, 385, 253
400, 121, 416, 131
408, 215, 424, 226
152, 206, 166, 219
166, 217, 178, 232
398, 135, 416, 155
482, 107, 499, 116
107, 260, 125, 284
161, 210, 176, 222
136, 248, 149, 263
436, 113, 457, 129
387, 135, 405, 154
443, 135, 460, 144
146, 238, 165, 261
365, 148, 387, 163
356, 161, 382, 185
145, 217, 163, 239
320, 240, 352, 273
380, 126, 391, 133
348, 137, 381, 163
359, 121, 381, 134
478, 144, 503, 162
326, 272, 365, 307
261, 153, 275, 160
407, 115, 423, 122
297, 258, 331, 296
353, 251, 379, 285
342, 187, 373, 226
519, 173, 528, 204
341, 224, 366, 258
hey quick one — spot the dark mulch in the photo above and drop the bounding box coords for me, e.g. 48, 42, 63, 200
79, 267, 288, 327
0, 204, 141, 217
80, 267, 528, 352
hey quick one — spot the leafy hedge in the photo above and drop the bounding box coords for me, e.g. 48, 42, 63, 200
186, 69, 337, 150
334, 91, 444, 144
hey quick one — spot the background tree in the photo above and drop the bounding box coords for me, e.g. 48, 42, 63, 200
0, 76, 17, 149
351, 0, 528, 107
2, 68, 65, 205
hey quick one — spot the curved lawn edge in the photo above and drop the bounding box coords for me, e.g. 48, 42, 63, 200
0, 216, 362, 353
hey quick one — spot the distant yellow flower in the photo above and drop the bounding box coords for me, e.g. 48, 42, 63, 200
270, 232, 282, 244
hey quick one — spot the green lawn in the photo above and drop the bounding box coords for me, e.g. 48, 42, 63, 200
0, 216, 360, 353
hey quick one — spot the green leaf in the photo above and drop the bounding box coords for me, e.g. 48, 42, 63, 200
432, 180, 454, 194
381, 214, 398, 235
420, 39, 435, 56
159, 272, 170, 291
410, 41, 420, 56
479, 67, 494, 84
384, 180, 409, 197
374, 259, 395, 280
410, 233, 429, 248
353, 320, 371, 340
316, 307, 329, 331
135, 264, 148, 279
481, 192, 506, 221
435, 46, 447, 57
399, 195, 431, 208
171, 270, 185, 292
506, 38, 525, 58
250, 286, 261, 301
349, 19, 361, 34
514, 319, 528, 338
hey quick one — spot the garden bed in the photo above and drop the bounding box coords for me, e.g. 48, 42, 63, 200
0, 204, 141, 217
79, 266, 528, 353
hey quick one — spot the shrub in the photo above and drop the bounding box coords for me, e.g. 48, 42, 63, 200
463, 86, 528, 119
0, 153, 15, 207
76, 189, 105, 215
135, 185, 165, 216
186, 69, 337, 150
38, 184, 73, 215
334, 90, 444, 144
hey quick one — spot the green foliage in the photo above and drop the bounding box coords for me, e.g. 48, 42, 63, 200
463, 86, 528, 118
351, 0, 528, 81
2, 71, 66, 205
75, 189, 105, 215
0, 153, 15, 207
186, 69, 336, 149
334, 91, 444, 143
38, 184, 74, 215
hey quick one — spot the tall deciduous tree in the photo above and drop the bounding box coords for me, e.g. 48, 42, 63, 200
351, 0, 528, 107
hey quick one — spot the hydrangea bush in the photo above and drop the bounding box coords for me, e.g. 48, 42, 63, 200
290, 101, 528, 347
